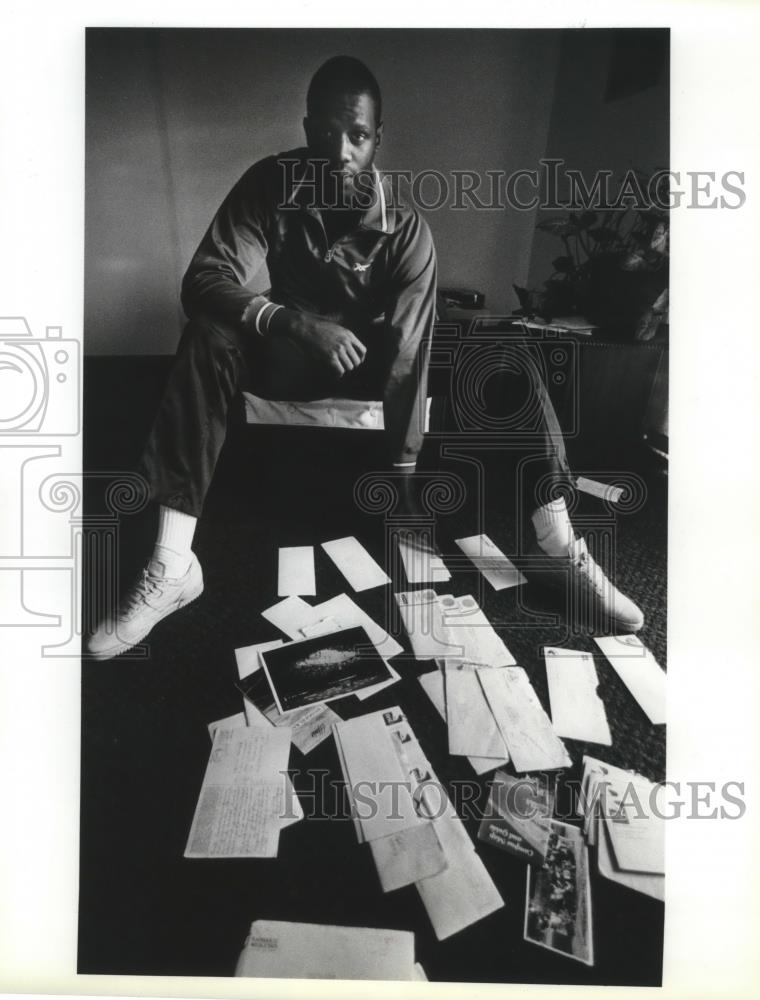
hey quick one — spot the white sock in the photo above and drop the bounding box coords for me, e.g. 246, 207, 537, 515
531, 498, 575, 557
149, 505, 197, 577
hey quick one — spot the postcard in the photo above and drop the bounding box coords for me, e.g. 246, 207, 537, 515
260, 626, 393, 713
524, 819, 594, 965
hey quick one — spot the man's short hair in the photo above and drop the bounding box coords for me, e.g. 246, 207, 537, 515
306, 56, 382, 122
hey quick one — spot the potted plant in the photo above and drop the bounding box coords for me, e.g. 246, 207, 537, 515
514, 172, 669, 341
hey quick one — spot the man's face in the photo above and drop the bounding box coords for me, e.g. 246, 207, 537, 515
304, 90, 383, 207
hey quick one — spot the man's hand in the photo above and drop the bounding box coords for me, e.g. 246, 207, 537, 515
269, 308, 366, 376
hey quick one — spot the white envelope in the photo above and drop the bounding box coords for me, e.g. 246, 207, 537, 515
277, 545, 316, 596
479, 666, 571, 772
441, 594, 517, 667
261, 595, 321, 639
455, 533, 527, 590
235, 919, 417, 980
312, 592, 403, 659
322, 535, 391, 591
418, 670, 509, 774
235, 638, 285, 680
444, 662, 511, 758
334, 712, 423, 842
397, 534, 451, 584
395, 589, 454, 659
604, 808, 665, 875
576, 476, 624, 503
416, 844, 504, 941
594, 634, 666, 725
597, 815, 665, 901
544, 646, 612, 745
369, 822, 449, 892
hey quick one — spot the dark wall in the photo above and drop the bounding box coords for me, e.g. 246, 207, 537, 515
85, 28, 561, 354
527, 29, 669, 293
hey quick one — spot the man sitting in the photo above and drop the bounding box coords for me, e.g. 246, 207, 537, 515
86, 55, 643, 660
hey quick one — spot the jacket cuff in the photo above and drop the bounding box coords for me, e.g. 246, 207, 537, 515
241, 294, 272, 333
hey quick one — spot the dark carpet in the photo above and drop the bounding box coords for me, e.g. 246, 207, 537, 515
79, 356, 667, 985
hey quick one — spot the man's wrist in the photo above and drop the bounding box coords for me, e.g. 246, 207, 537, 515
242, 296, 298, 340
267, 305, 301, 340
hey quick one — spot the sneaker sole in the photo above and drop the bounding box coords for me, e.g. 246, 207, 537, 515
521, 567, 644, 634
86, 579, 204, 662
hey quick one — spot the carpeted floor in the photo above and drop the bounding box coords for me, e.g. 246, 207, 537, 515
79, 356, 667, 984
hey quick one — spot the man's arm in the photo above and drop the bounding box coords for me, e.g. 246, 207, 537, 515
382, 212, 438, 471
181, 160, 273, 326
182, 158, 368, 373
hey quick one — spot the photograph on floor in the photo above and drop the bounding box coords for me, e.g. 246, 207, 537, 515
81, 26, 668, 985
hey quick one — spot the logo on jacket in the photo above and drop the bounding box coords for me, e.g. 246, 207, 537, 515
352, 262, 370, 272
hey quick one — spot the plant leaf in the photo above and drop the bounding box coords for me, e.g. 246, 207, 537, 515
552, 256, 575, 273
621, 251, 649, 272
536, 217, 578, 237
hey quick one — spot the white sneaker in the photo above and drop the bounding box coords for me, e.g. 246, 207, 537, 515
86, 553, 204, 661
526, 537, 644, 634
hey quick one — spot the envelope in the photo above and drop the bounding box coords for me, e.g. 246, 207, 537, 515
395, 589, 454, 659
544, 646, 612, 745
455, 533, 527, 590
235, 919, 417, 980
441, 595, 517, 667
369, 822, 449, 892
444, 662, 511, 758
322, 535, 391, 591
333, 711, 423, 842
594, 634, 666, 724
397, 533, 451, 584
478, 666, 571, 772
418, 669, 508, 774
277, 545, 316, 596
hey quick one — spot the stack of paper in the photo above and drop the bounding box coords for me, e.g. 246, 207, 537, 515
578, 755, 665, 901
333, 707, 504, 940
396, 590, 516, 665
184, 726, 298, 858
235, 638, 341, 754
231, 594, 402, 756
232, 624, 394, 755
235, 919, 426, 980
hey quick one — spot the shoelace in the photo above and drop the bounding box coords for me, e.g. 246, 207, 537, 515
124, 570, 165, 613
572, 547, 610, 597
